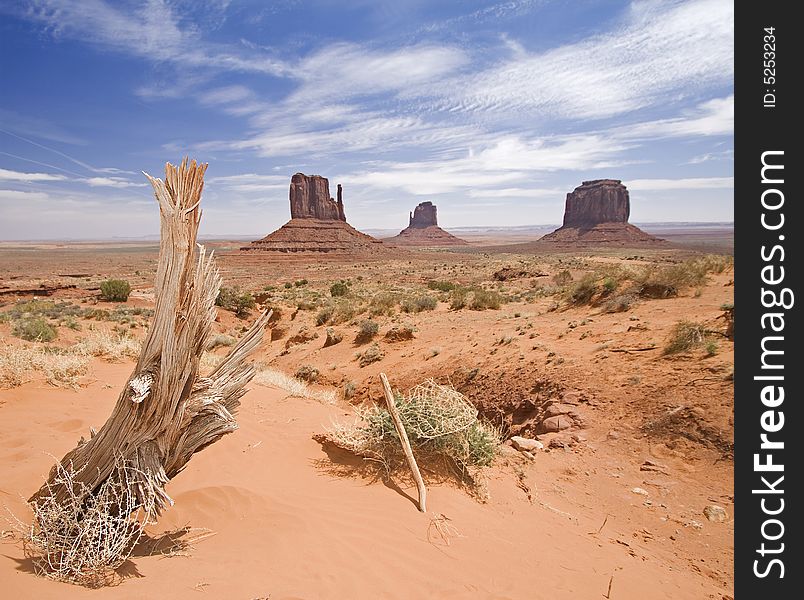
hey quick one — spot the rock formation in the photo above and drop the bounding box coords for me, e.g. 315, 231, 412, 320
242, 173, 383, 253
540, 179, 664, 246
386, 201, 468, 246
289, 173, 346, 221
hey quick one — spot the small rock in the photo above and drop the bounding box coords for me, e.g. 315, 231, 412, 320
631, 487, 649, 496
539, 415, 573, 433
511, 436, 544, 452
544, 402, 578, 418
703, 505, 727, 523
323, 327, 343, 348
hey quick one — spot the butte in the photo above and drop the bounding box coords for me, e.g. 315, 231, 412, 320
385, 201, 468, 246
538, 179, 666, 247
242, 173, 383, 253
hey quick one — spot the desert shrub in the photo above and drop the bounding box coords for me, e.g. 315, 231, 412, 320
284, 282, 293, 289
215, 287, 255, 318
602, 276, 618, 295
294, 279, 308, 287
401, 294, 437, 313
15, 456, 154, 587
663, 320, 708, 355
331, 300, 359, 324
295, 364, 320, 382
99, 279, 131, 302
13, 317, 57, 342
358, 343, 384, 367
355, 319, 379, 343
552, 270, 573, 286
449, 287, 469, 310
705, 341, 718, 356
369, 292, 399, 316
324, 379, 499, 480
427, 280, 456, 292
316, 306, 334, 326
207, 334, 236, 350
567, 274, 598, 305
330, 282, 349, 297
469, 289, 502, 310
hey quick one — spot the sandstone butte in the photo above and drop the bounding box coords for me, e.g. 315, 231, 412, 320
242, 173, 384, 253
539, 179, 666, 246
385, 201, 468, 246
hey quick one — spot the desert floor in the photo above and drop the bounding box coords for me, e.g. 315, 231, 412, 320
0, 235, 734, 599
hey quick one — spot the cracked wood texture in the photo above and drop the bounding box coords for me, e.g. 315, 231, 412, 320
30, 158, 270, 516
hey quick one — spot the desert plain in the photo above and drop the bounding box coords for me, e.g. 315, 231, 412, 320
0, 219, 734, 600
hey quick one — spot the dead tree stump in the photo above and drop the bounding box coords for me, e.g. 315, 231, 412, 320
30, 158, 269, 517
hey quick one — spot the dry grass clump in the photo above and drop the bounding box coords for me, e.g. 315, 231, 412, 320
206, 333, 236, 350
324, 379, 499, 485
11, 456, 155, 588
74, 329, 141, 360
449, 287, 503, 311
663, 320, 710, 355
0, 345, 90, 388
253, 365, 336, 403
369, 291, 401, 316
401, 294, 438, 313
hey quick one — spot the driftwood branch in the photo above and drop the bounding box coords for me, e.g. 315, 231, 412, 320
380, 373, 427, 513
30, 158, 269, 518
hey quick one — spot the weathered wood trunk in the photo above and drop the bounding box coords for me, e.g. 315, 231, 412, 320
30, 158, 269, 516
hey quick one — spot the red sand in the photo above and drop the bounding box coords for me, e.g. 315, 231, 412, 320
1, 359, 731, 599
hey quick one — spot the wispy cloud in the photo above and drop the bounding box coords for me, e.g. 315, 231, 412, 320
16, 0, 288, 76
431, 0, 733, 121
625, 177, 734, 191
0, 168, 68, 182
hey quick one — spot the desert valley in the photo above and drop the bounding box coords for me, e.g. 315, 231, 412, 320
0, 168, 734, 599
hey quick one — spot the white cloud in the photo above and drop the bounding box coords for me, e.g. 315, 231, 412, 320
625, 177, 734, 191
431, 0, 733, 121
0, 189, 51, 201
622, 95, 734, 139
0, 168, 67, 182
84, 176, 147, 188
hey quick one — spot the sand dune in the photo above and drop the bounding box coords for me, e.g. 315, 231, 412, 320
0, 358, 730, 599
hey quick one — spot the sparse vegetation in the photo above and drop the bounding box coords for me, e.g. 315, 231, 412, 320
13, 317, 57, 342
323, 379, 499, 486
207, 333, 237, 350
401, 294, 437, 313
469, 289, 502, 310
355, 319, 379, 343
253, 366, 336, 403
295, 364, 320, 382
663, 320, 709, 355
99, 279, 131, 302
552, 270, 572, 286
330, 281, 349, 297
427, 280, 457, 292
216, 286, 256, 318
567, 274, 598, 305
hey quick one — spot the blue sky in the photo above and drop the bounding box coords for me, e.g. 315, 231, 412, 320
0, 0, 733, 240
